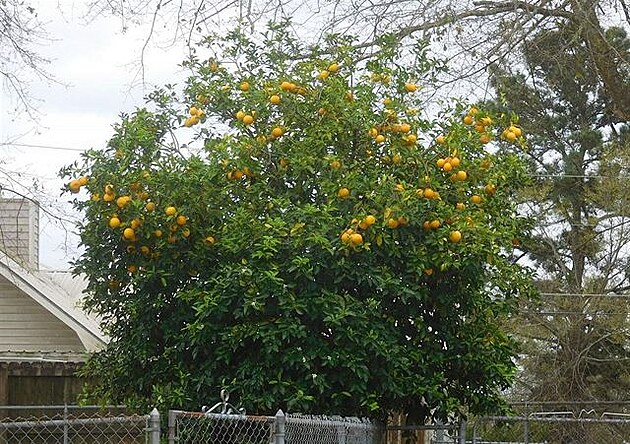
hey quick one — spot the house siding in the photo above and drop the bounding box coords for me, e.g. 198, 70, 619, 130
0, 198, 39, 270
0, 276, 85, 352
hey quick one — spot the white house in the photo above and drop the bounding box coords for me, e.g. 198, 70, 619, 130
0, 198, 105, 405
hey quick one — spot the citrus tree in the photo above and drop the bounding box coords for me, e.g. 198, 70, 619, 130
62, 27, 533, 421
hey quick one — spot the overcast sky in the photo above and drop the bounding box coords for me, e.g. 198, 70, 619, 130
1, 1, 190, 270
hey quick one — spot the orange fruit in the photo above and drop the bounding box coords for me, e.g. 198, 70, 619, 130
341, 229, 353, 243
130, 218, 142, 229
318, 70, 330, 80
368, 128, 379, 138
387, 218, 399, 229
165, 206, 177, 216
350, 233, 363, 245
479, 134, 491, 144
424, 268, 434, 276
456, 202, 466, 210
78, 176, 89, 186
154, 229, 163, 238
69, 180, 81, 193
398, 123, 411, 133
239, 81, 250, 91
449, 230, 462, 243
204, 236, 216, 246
280, 81, 293, 91
127, 264, 138, 273
485, 184, 497, 195
235, 110, 245, 121
145, 202, 156, 212
471, 195, 482, 204
109, 217, 121, 229
463, 115, 473, 125
375, 134, 385, 143
176, 215, 188, 226
436, 158, 446, 168
392, 154, 402, 164
242, 115, 254, 125
364, 215, 376, 226
338, 187, 350, 199
456, 171, 467, 181
450, 157, 461, 167
504, 130, 517, 141
404, 83, 417, 92
429, 219, 441, 229
116, 195, 131, 208
510, 125, 522, 137
405, 134, 417, 144
182, 228, 191, 238
184, 116, 200, 127
328, 63, 339, 72
103, 193, 115, 202
443, 162, 453, 172
271, 127, 284, 138
270, 95, 281, 105
330, 160, 341, 170
423, 188, 436, 199
436, 135, 446, 145
123, 228, 135, 241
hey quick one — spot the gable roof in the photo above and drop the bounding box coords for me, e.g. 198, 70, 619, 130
0, 252, 106, 353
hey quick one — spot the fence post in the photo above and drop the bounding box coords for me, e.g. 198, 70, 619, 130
168, 410, 178, 444
275, 409, 286, 444
336, 424, 347, 444
149, 408, 161, 444
458, 419, 466, 444
63, 404, 69, 444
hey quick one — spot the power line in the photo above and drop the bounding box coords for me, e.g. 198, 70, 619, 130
0, 142, 87, 152
539, 292, 630, 298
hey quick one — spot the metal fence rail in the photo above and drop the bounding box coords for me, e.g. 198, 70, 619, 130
0, 405, 159, 444
470, 414, 630, 443
167, 409, 385, 444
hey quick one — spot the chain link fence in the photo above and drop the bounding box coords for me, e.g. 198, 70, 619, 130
469, 402, 630, 443
167, 409, 385, 444
0, 405, 159, 444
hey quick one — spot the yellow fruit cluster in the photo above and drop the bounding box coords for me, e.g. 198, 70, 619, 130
67, 176, 89, 193
184, 106, 205, 127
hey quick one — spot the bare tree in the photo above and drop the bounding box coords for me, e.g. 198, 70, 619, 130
0, 0, 56, 114
87, 0, 630, 119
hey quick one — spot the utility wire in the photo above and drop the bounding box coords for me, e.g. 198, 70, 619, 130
539, 292, 630, 298
0, 142, 87, 152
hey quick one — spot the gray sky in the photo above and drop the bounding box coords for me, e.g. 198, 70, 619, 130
0, 0, 188, 269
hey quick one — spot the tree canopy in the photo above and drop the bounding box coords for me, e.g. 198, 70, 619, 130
63, 27, 533, 421
487, 24, 630, 407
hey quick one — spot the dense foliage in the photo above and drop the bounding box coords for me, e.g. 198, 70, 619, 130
63, 27, 532, 421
